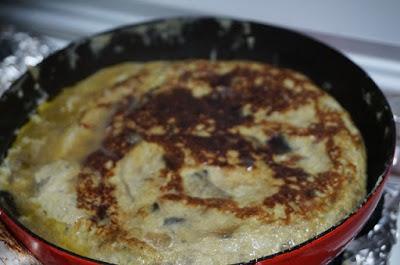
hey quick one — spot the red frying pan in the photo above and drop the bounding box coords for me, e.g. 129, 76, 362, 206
0, 17, 395, 265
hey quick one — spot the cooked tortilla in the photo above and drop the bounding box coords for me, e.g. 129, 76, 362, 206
0, 60, 366, 264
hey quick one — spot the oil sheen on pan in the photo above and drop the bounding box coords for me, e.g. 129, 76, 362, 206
0, 60, 367, 265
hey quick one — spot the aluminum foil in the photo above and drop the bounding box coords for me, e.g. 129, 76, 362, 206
0, 26, 60, 96
0, 25, 399, 265
0, 222, 41, 265
341, 180, 400, 265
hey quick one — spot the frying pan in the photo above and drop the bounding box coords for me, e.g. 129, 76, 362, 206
0, 17, 395, 265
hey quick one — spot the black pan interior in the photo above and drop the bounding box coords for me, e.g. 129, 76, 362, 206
0, 16, 396, 263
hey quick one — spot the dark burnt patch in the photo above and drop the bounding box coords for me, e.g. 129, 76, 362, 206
163, 217, 186, 226
163, 150, 184, 171
267, 134, 291, 155
151, 202, 160, 212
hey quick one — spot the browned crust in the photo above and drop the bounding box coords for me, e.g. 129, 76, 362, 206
75, 60, 362, 240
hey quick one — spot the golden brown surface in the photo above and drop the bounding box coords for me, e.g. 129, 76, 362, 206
0, 60, 366, 264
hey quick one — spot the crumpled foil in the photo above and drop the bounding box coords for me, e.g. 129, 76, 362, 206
0, 25, 60, 96
0, 222, 41, 265
341, 180, 400, 265
0, 25, 399, 265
